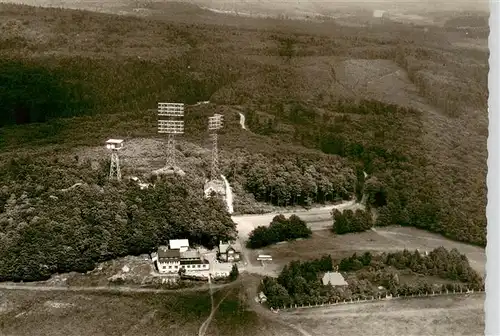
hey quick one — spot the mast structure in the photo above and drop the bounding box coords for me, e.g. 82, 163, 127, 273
110, 151, 121, 181
157, 102, 185, 170
106, 139, 124, 181
208, 114, 224, 181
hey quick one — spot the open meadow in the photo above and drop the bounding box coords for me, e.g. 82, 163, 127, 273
281, 293, 484, 336
243, 226, 485, 277
0, 283, 299, 336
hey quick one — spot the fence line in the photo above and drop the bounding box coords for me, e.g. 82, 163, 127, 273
271, 288, 485, 311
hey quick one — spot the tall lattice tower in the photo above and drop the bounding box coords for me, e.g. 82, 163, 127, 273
208, 114, 224, 181
157, 102, 185, 170
106, 139, 124, 181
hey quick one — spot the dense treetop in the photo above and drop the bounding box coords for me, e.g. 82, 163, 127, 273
0, 156, 236, 282
0, 4, 487, 249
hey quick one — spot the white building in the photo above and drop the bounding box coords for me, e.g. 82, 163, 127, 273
105, 139, 124, 150
156, 247, 181, 274
153, 242, 210, 275
169, 239, 189, 253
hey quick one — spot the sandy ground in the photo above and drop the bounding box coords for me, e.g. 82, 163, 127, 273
232, 200, 363, 239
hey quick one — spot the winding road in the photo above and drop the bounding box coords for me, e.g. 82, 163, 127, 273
239, 112, 247, 130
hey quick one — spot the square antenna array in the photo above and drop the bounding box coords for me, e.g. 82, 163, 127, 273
208, 114, 224, 131
158, 102, 185, 117
158, 120, 184, 134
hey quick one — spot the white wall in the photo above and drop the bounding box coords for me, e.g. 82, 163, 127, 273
158, 260, 180, 274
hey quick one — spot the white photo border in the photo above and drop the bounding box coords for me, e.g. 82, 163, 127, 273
487, 1, 499, 335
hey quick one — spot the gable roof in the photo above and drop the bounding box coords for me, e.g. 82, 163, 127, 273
322, 272, 348, 286
158, 248, 180, 259
180, 250, 200, 259
219, 240, 241, 254
169, 239, 189, 249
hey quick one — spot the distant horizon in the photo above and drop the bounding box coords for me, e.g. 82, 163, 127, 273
0, 0, 490, 14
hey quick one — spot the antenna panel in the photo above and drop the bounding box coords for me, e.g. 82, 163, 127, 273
158, 120, 185, 134
158, 102, 185, 117
208, 114, 224, 130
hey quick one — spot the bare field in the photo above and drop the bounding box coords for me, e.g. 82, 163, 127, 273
281, 294, 485, 336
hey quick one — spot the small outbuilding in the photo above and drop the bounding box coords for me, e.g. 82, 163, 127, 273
169, 239, 190, 253
105, 139, 124, 150
322, 272, 349, 287
218, 240, 242, 262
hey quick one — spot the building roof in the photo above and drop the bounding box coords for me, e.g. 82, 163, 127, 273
219, 240, 242, 254
180, 250, 200, 259
180, 259, 209, 265
169, 239, 189, 249
106, 139, 124, 144
158, 248, 180, 259
322, 272, 348, 286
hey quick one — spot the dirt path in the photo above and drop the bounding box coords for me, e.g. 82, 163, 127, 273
241, 273, 312, 336
232, 200, 363, 239
232, 200, 365, 277
0, 282, 230, 294
221, 174, 234, 214
198, 277, 234, 336
238, 112, 247, 130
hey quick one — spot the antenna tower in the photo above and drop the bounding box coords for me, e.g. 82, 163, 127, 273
208, 114, 224, 181
106, 139, 124, 181
157, 102, 185, 170
110, 151, 121, 181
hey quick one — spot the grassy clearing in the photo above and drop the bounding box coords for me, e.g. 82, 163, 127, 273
0, 284, 269, 336
0, 288, 211, 336
282, 294, 484, 336
253, 227, 485, 276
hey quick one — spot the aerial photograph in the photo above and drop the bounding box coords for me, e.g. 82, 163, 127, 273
0, 0, 489, 335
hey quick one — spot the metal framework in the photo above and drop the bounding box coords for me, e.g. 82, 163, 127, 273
208, 114, 224, 180
106, 139, 123, 181
157, 103, 185, 169
110, 151, 122, 181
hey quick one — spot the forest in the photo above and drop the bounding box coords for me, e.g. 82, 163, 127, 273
245, 99, 486, 247
0, 3, 488, 255
331, 209, 374, 234
246, 214, 312, 248
260, 247, 484, 308
0, 156, 236, 282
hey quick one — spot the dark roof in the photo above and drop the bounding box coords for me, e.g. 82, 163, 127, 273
219, 240, 242, 253
158, 248, 180, 259
180, 250, 200, 259
180, 259, 209, 265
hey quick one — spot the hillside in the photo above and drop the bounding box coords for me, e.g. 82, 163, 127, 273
0, 0, 488, 255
